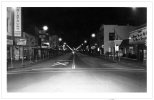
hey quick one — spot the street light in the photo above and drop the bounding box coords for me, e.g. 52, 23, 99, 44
91, 33, 96, 38
59, 37, 62, 42
43, 25, 48, 31
84, 40, 87, 43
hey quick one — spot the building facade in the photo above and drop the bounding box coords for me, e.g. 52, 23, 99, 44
7, 7, 14, 62
99, 25, 136, 55
129, 24, 147, 62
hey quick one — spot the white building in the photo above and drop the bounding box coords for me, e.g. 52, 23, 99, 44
100, 25, 136, 54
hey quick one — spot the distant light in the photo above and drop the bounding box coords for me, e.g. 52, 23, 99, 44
59, 38, 62, 42
64, 42, 66, 45
91, 33, 96, 38
97, 48, 100, 52
84, 40, 87, 43
43, 25, 48, 31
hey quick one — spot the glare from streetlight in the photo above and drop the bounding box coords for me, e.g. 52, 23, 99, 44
43, 25, 48, 31
84, 40, 87, 43
91, 33, 96, 38
59, 37, 62, 42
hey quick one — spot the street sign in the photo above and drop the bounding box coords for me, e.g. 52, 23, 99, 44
115, 45, 119, 51
114, 40, 122, 46
16, 38, 26, 45
109, 47, 111, 52
41, 46, 48, 48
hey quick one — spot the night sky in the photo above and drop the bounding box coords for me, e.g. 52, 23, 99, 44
22, 7, 147, 47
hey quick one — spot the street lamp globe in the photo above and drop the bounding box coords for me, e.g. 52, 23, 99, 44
59, 38, 62, 42
84, 40, 87, 43
43, 25, 48, 31
91, 33, 96, 38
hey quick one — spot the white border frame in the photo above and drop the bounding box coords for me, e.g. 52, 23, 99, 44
1, 1, 153, 99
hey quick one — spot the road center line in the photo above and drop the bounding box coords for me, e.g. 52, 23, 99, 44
72, 54, 76, 69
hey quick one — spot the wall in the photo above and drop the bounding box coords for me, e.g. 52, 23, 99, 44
103, 25, 136, 54
103, 25, 116, 54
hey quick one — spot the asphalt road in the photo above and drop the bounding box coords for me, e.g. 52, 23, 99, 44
7, 52, 147, 92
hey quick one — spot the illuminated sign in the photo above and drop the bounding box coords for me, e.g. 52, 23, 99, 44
129, 27, 147, 44
16, 38, 26, 45
14, 7, 21, 37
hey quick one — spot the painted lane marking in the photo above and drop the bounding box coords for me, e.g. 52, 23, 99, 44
51, 62, 69, 66
72, 55, 75, 69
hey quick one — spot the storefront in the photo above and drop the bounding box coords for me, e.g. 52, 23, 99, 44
129, 25, 147, 62
7, 39, 13, 61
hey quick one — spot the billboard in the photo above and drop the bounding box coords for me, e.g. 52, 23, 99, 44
14, 7, 21, 37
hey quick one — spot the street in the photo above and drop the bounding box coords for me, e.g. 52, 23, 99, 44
7, 52, 147, 92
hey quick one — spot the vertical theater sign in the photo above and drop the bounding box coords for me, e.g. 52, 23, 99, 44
14, 7, 21, 37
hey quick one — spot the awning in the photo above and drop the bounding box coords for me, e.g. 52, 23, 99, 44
119, 39, 130, 48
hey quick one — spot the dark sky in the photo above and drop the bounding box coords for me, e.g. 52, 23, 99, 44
22, 7, 147, 47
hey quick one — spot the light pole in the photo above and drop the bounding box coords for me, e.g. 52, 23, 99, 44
42, 25, 48, 59
91, 33, 96, 55
58, 37, 62, 54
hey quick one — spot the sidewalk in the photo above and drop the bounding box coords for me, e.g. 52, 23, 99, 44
7, 53, 73, 71
95, 55, 146, 69
7, 58, 50, 71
